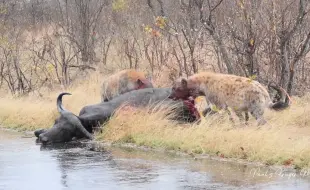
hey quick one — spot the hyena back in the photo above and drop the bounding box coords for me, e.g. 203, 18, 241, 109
169, 72, 289, 126
101, 69, 153, 102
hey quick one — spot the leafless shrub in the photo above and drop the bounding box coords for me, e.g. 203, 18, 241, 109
0, 0, 310, 98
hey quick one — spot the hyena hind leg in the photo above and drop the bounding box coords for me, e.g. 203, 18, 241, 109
235, 110, 248, 125
250, 108, 267, 126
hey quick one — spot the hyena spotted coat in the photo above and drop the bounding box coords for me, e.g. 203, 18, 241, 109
101, 69, 153, 102
169, 71, 289, 126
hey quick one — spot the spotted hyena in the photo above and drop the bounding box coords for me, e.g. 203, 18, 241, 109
168, 71, 289, 126
101, 69, 153, 102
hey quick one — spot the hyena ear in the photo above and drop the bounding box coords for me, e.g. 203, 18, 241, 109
137, 79, 144, 85
181, 78, 188, 88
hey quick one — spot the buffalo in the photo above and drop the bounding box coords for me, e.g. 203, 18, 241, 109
35, 88, 209, 145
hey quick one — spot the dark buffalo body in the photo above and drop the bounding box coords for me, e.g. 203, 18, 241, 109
35, 88, 202, 145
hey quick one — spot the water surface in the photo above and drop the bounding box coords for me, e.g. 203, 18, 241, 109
0, 129, 310, 190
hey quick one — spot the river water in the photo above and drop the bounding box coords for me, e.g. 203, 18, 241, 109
1, 129, 310, 190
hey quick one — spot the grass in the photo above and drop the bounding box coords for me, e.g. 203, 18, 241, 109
1, 71, 310, 169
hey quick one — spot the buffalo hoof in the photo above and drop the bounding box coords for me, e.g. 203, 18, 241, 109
34, 129, 47, 138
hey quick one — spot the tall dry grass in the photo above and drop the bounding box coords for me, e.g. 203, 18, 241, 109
0, 71, 310, 169
0, 72, 103, 130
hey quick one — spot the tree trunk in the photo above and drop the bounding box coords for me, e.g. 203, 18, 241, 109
212, 33, 234, 74
286, 67, 295, 103
279, 40, 290, 92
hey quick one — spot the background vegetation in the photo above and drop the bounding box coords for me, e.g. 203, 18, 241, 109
0, 0, 309, 98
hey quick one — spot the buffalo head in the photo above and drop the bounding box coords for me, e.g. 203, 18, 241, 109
38, 93, 93, 145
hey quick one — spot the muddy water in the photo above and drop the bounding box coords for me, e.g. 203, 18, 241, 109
1, 130, 310, 190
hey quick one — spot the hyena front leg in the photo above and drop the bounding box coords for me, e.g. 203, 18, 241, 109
235, 110, 246, 125
245, 112, 249, 123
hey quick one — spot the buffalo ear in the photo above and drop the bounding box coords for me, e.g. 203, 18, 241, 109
181, 78, 188, 88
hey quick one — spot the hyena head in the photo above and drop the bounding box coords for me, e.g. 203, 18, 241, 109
169, 77, 201, 100
134, 77, 153, 90
126, 72, 154, 92
102, 70, 154, 102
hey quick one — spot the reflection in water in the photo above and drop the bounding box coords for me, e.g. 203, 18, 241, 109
1, 129, 310, 190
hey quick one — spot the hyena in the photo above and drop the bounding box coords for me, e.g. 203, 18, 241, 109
168, 71, 290, 126
101, 69, 153, 102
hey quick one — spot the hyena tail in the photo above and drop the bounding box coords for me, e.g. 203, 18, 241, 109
268, 101, 289, 111
267, 85, 291, 111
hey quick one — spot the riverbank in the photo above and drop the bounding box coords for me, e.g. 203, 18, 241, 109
1, 73, 310, 170
94, 97, 310, 170
89, 140, 299, 175
0, 126, 303, 177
